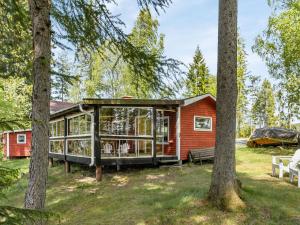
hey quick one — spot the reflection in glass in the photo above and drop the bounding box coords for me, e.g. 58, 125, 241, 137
67, 139, 91, 156
100, 107, 152, 136
50, 140, 64, 154
68, 114, 91, 135
157, 117, 169, 144
50, 120, 64, 137
101, 139, 152, 158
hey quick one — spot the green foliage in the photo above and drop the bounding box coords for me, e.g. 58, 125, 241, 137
185, 46, 216, 97
0, 166, 54, 224
0, 79, 31, 131
1, 1, 180, 100
236, 35, 250, 137
76, 9, 182, 99
253, 0, 300, 126
0, 0, 32, 79
51, 54, 75, 101
0, 149, 3, 161
87, 47, 128, 98
124, 9, 180, 98
51, 0, 182, 98
0, 165, 54, 225
0, 166, 20, 199
252, 79, 277, 127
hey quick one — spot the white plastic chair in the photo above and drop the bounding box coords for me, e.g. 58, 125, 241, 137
103, 143, 112, 154
272, 149, 300, 188
119, 143, 129, 155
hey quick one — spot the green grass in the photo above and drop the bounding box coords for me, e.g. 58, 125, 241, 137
1, 146, 300, 225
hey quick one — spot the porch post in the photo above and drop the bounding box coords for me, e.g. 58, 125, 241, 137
176, 107, 181, 162
63, 116, 70, 173
94, 105, 102, 181
64, 161, 71, 173
152, 106, 157, 166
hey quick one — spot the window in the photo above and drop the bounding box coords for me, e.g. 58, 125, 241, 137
50, 120, 64, 137
157, 117, 169, 144
68, 114, 91, 136
100, 107, 152, 137
49, 140, 64, 154
194, 116, 212, 131
100, 139, 152, 158
67, 139, 91, 156
17, 134, 26, 144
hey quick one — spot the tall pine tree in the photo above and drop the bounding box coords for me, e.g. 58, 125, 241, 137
185, 46, 216, 97
51, 55, 73, 101
209, 0, 245, 210
252, 79, 276, 128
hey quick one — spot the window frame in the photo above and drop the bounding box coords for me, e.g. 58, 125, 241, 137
67, 113, 92, 137
17, 134, 26, 144
49, 118, 65, 138
66, 138, 92, 158
49, 139, 64, 154
194, 116, 213, 132
99, 106, 153, 138
157, 116, 170, 144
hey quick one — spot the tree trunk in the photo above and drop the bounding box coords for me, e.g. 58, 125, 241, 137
25, 0, 51, 210
208, 0, 245, 211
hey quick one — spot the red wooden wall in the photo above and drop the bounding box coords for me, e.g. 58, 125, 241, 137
180, 97, 216, 160
2, 131, 32, 158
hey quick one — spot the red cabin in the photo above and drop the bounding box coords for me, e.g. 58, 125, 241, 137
48, 94, 216, 167
1, 130, 32, 158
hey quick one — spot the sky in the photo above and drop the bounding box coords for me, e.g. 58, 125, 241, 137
111, 0, 273, 78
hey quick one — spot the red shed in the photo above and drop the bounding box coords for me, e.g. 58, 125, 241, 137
1, 130, 32, 159
1, 100, 76, 159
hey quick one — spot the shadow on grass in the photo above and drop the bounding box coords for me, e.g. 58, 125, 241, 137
43, 161, 300, 225
2, 151, 300, 225
239, 146, 299, 156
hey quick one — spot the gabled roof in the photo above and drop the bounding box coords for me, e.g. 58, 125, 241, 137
50, 100, 76, 114
182, 94, 216, 106
1, 129, 32, 134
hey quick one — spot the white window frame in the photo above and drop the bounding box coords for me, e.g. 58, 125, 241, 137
194, 116, 212, 131
157, 116, 170, 144
100, 106, 153, 137
66, 138, 92, 158
17, 134, 26, 144
67, 114, 92, 137
49, 139, 64, 154
49, 119, 65, 138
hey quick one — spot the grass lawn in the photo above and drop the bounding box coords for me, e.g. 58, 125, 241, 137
1, 146, 300, 225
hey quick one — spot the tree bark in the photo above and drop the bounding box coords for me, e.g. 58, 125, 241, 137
208, 0, 245, 211
24, 0, 51, 210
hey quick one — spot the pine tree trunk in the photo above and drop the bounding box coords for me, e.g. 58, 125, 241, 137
208, 0, 245, 211
25, 0, 51, 210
